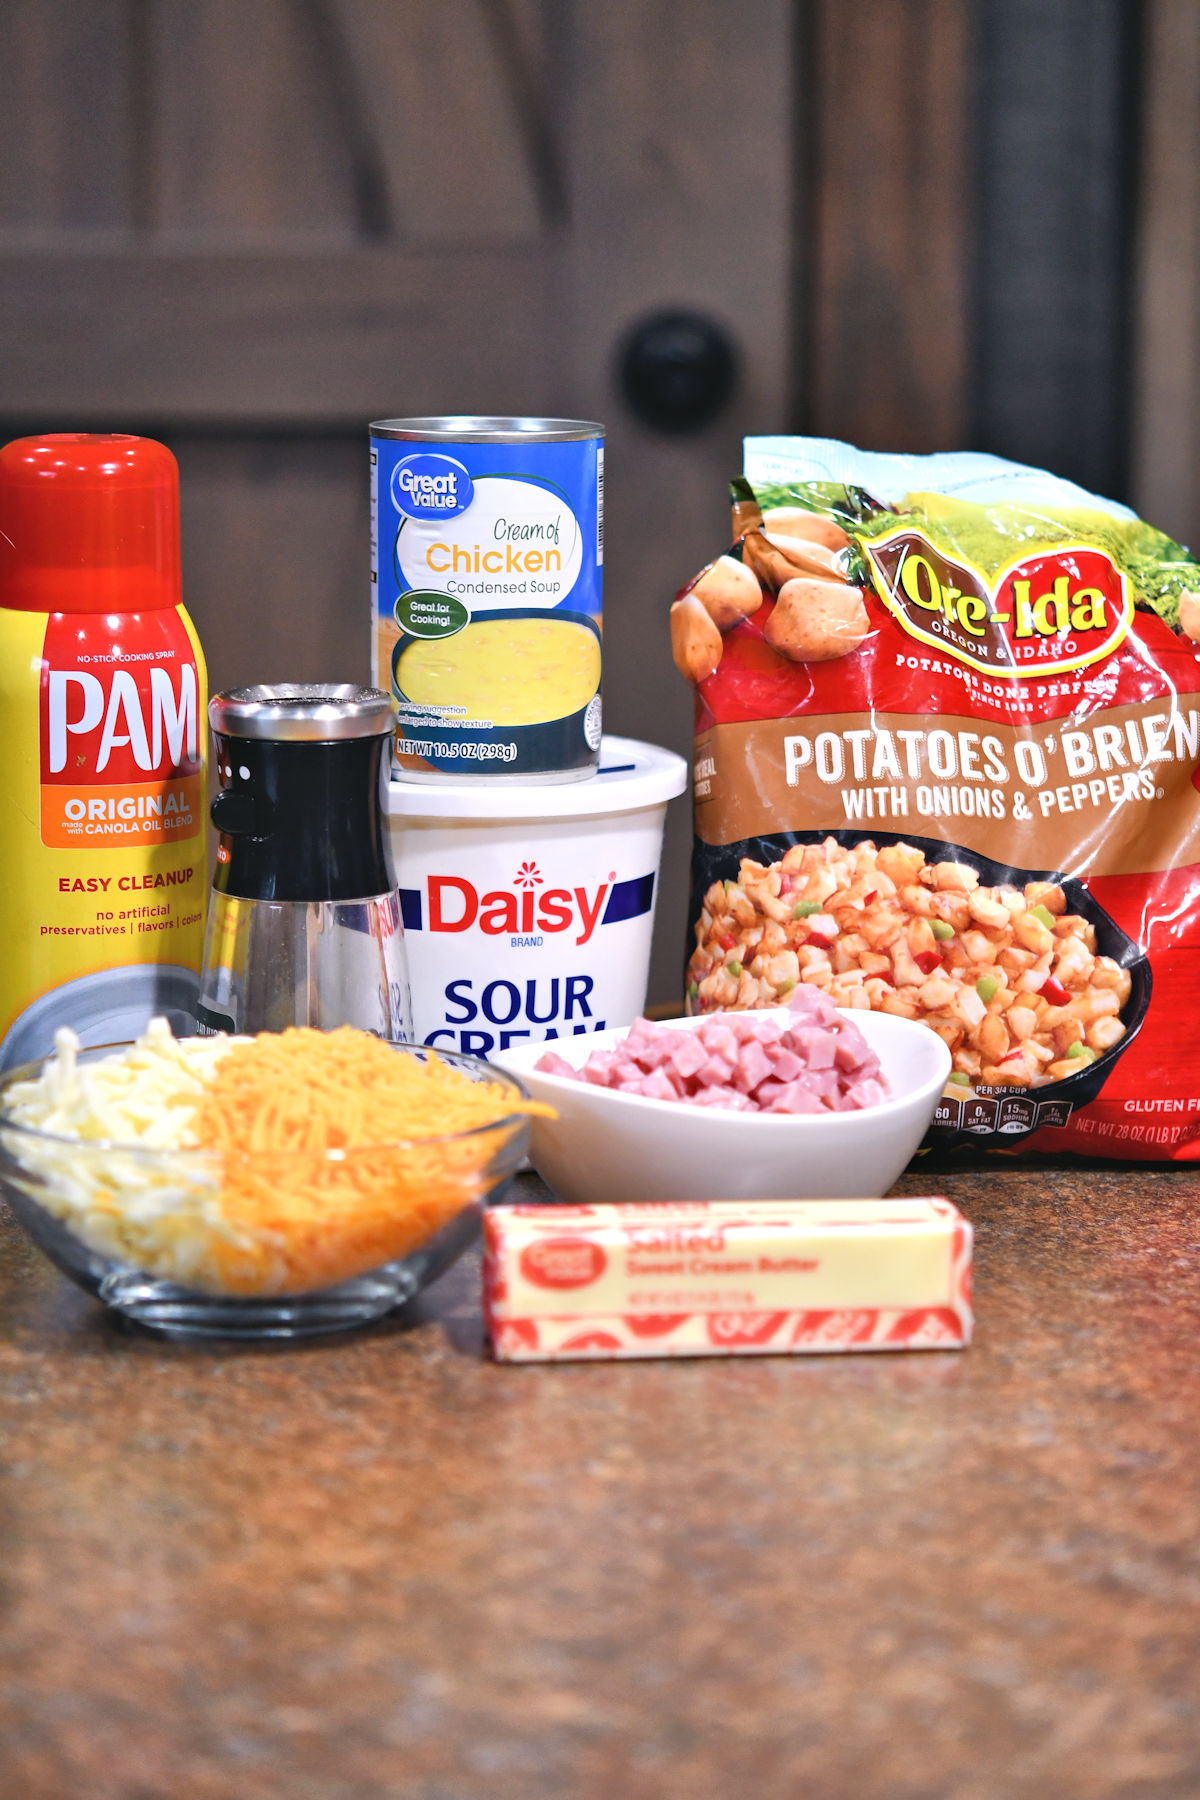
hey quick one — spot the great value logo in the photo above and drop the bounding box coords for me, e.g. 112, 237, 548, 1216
865, 531, 1132, 678
390, 452, 473, 521
519, 1238, 607, 1289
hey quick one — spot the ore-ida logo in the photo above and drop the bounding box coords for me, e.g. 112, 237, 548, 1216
865, 531, 1133, 679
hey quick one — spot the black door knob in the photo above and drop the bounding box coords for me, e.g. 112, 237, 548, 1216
617, 309, 738, 433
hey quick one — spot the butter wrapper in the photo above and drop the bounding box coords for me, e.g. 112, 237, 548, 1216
484, 1198, 973, 1362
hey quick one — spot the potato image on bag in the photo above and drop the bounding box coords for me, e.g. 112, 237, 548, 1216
743, 526, 848, 590
670, 592, 723, 682
762, 507, 851, 553
689, 555, 763, 632
764, 576, 871, 663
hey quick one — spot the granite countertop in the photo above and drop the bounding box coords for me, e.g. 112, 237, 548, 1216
1, 1163, 1199, 1800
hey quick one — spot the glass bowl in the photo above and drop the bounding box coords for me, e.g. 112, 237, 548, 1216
0, 1041, 532, 1340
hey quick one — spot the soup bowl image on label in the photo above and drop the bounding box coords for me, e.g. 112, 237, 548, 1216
396, 613, 601, 728
392, 609, 603, 782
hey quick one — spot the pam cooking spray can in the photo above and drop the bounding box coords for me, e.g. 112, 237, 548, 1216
0, 434, 208, 1069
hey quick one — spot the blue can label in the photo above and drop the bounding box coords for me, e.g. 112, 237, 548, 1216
371, 430, 603, 779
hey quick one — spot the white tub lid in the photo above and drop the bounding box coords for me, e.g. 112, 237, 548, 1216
385, 735, 688, 821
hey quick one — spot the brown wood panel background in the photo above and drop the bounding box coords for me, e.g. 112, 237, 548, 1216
0, 0, 793, 1006
154, 0, 363, 236
174, 436, 368, 688
973, 0, 1136, 500
1133, 0, 1200, 547
0, 0, 135, 230
805, 0, 1138, 497
807, 0, 972, 451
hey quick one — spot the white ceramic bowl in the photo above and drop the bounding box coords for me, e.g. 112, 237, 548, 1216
494, 1008, 951, 1204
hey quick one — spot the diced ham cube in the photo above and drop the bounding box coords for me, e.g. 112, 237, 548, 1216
735, 1018, 775, 1051
694, 1053, 737, 1089
582, 1051, 621, 1085
735, 1040, 774, 1094
764, 1082, 826, 1114
634, 1034, 674, 1071
784, 1026, 837, 1070
630, 1069, 679, 1102
846, 1078, 887, 1111
701, 1024, 737, 1062
534, 1051, 580, 1080
787, 983, 835, 1021
666, 1032, 710, 1081
833, 1027, 875, 1072
765, 1047, 805, 1083
687, 1088, 754, 1109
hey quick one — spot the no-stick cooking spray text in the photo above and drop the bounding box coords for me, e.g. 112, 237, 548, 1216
0, 435, 208, 1069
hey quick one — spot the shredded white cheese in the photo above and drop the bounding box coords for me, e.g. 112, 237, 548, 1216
3, 1016, 239, 1147
1, 1020, 266, 1291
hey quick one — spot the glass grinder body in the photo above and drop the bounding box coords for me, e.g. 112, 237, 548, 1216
197, 685, 411, 1039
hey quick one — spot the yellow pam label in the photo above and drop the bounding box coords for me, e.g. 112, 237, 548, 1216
397, 616, 601, 726
0, 605, 208, 1051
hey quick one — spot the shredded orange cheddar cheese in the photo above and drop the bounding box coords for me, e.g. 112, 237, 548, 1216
182, 1028, 552, 1295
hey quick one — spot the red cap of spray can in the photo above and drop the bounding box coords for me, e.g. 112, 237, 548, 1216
0, 433, 181, 614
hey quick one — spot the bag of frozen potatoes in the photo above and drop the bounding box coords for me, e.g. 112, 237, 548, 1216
673, 436, 1200, 1158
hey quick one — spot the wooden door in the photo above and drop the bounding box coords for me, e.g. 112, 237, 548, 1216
0, 0, 795, 1005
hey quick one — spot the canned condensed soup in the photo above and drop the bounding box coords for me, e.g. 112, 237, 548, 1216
370, 417, 604, 783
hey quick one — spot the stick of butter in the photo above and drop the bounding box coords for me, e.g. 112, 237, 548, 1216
484, 1199, 972, 1362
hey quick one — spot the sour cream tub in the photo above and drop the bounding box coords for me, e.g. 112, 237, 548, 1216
386, 736, 687, 1057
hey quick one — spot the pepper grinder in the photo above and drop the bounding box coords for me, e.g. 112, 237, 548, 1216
197, 684, 411, 1039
